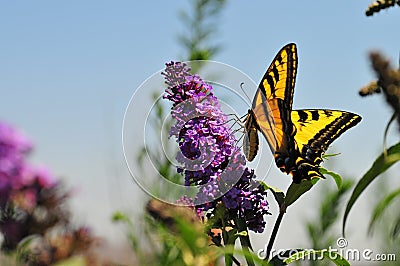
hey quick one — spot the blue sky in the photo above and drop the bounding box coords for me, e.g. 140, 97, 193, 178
1, 0, 400, 255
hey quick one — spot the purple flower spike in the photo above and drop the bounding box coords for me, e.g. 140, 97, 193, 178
162, 62, 270, 233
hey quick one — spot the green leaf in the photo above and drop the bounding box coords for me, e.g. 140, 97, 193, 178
322, 152, 341, 159
269, 256, 287, 265
319, 167, 342, 190
343, 141, 400, 236
283, 249, 350, 266
235, 230, 248, 237
16, 235, 39, 262
368, 188, 400, 235
53, 257, 86, 266
392, 214, 400, 239
111, 211, 129, 223
224, 244, 235, 266
260, 181, 285, 206
284, 180, 314, 208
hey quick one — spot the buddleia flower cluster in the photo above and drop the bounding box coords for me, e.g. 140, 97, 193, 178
0, 121, 97, 265
162, 62, 270, 233
0, 122, 64, 250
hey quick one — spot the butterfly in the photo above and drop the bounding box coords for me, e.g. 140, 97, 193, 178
243, 43, 362, 183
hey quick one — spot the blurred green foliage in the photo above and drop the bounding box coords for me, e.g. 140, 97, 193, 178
113, 202, 223, 266
178, 0, 226, 61
304, 179, 353, 266
344, 50, 400, 239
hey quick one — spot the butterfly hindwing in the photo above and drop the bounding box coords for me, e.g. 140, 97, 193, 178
285, 110, 362, 182
292, 109, 362, 164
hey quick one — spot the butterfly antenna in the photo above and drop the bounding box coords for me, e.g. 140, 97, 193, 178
240, 82, 252, 105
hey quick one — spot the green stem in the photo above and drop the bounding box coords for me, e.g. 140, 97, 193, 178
223, 236, 241, 265
265, 209, 285, 260
222, 222, 233, 266
237, 216, 255, 266
221, 218, 241, 266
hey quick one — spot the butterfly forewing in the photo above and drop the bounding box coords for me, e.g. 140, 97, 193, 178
256, 43, 297, 154
258, 43, 297, 107
243, 43, 298, 161
251, 90, 277, 154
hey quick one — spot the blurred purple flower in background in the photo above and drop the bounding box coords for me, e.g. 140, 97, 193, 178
0, 123, 32, 208
0, 121, 98, 264
0, 121, 98, 265
0, 121, 62, 249
162, 62, 270, 233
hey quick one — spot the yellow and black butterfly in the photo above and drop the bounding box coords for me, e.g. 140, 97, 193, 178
243, 43, 361, 183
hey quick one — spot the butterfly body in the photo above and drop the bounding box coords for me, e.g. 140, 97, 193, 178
243, 110, 261, 161
243, 43, 361, 183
